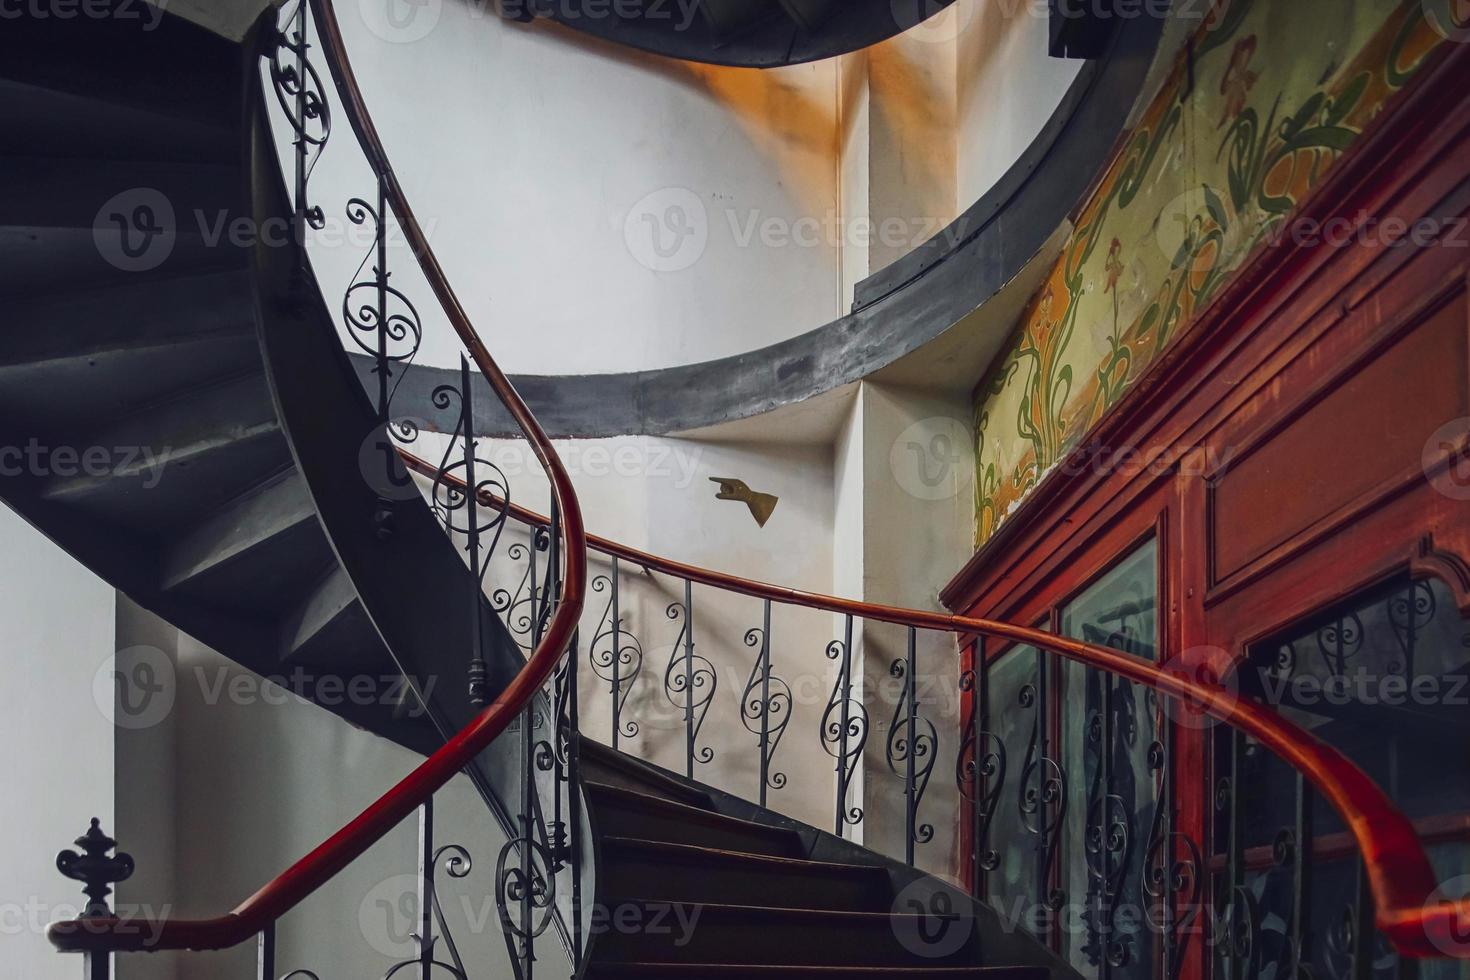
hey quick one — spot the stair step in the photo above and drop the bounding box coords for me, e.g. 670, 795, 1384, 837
2, 268, 255, 367
0, 3, 240, 136
162, 470, 336, 613
589, 902, 982, 967
38, 371, 292, 533
280, 565, 392, 673
586, 782, 803, 858
0, 77, 236, 164
0, 270, 258, 435
587, 967, 1047, 979
0, 157, 244, 297
579, 740, 715, 808
0, 157, 239, 231
601, 837, 890, 911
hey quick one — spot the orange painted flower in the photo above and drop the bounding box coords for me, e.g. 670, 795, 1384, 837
1219, 36, 1259, 127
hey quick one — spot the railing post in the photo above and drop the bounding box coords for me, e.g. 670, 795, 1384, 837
567, 629, 583, 970
291, 0, 308, 230
56, 820, 131, 980
610, 556, 622, 752
419, 798, 434, 980
683, 578, 696, 779
1225, 729, 1245, 980
373, 175, 390, 424
905, 627, 918, 867
462, 356, 487, 706
758, 598, 773, 809
1289, 771, 1313, 980
258, 923, 275, 980
833, 613, 856, 837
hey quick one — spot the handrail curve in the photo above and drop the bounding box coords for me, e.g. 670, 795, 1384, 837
47, 0, 588, 956
402, 450, 1470, 961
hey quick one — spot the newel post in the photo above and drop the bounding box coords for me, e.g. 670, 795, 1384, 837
56, 818, 135, 980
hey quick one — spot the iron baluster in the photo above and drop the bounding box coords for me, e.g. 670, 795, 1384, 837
1351, 859, 1375, 980
1291, 772, 1314, 980
1218, 729, 1257, 980
567, 629, 584, 969
958, 641, 1006, 898
908, 628, 918, 867
612, 559, 623, 750
760, 600, 773, 805
254, 922, 271, 980
374, 176, 390, 423
823, 613, 867, 837
886, 627, 936, 867
662, 580, 715, 777
590, 560, 642, 748
267, 1, 329, 240
461, 357, 486, 705
291, 0, 307, 229
684, 579, 695, 777
420, 797, 434, 980
1099, 668, 1116, 977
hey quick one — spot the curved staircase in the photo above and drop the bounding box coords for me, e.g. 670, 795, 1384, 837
11, 3, 1470, 980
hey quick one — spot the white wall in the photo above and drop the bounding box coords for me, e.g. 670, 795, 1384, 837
856, 382, 976, 883
109, 616, 528, 980
0, 510, 116, 980
956, 0, 1083, 209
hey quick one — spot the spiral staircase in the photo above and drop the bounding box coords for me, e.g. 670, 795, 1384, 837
9, 3, 1470, 980
0, 3, 1069, 978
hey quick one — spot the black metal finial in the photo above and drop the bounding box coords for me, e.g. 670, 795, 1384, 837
56, 819, 134, 918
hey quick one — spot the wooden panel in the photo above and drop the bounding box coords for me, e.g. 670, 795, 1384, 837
1211, 293, 1468, 583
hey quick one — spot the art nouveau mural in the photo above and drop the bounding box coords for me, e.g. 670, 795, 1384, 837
972, 0, 1455, 547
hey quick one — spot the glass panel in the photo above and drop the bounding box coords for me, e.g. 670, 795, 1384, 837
1060, 539, 1161, 980
1248, 577, 1470, 827
1214, 575, 1470, 980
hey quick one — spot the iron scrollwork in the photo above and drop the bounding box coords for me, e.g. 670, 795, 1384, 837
740, 616, 793, 805
1018, 679, 1068, 912
267, 0, 331, 231
887, 651, 937, 864
663, 594, 716, 774
588, 568, 643, 747
957, 668, 1007, 874
821, 621, 868, 835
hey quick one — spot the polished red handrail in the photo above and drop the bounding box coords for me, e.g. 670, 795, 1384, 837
48, 0, 587, 955
402, 449, 1470, 960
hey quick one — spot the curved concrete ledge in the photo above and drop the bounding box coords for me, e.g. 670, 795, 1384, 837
360, 12, 1164, 439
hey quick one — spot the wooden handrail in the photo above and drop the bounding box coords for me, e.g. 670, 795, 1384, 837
48, 0, 587, 955
401, 449, 1470, 960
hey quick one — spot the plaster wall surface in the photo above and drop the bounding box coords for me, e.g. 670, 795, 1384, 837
0, 509, 116, 980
